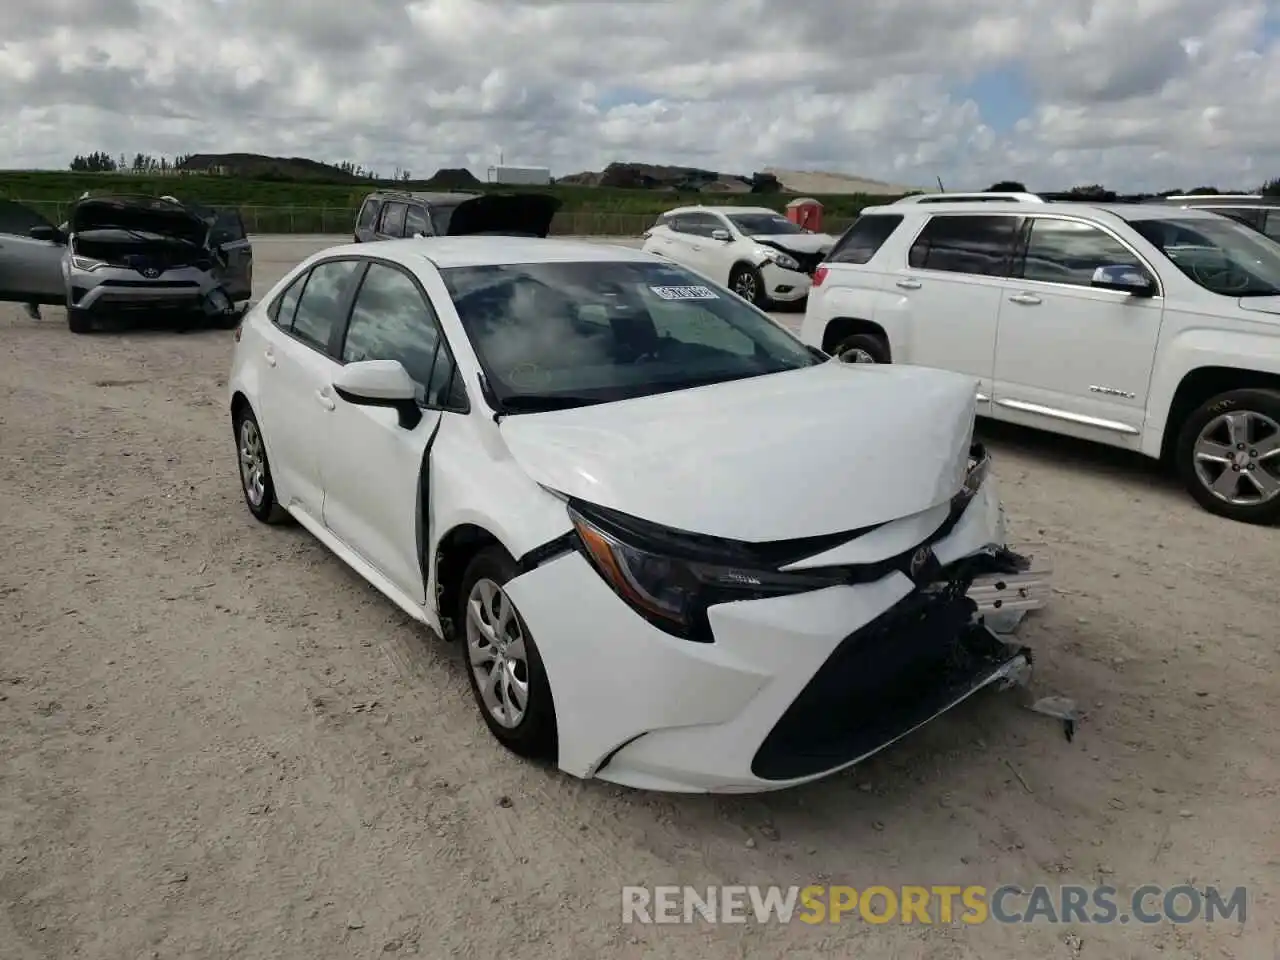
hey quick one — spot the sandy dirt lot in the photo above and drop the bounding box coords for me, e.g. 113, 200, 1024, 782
1, 237, 1277, 960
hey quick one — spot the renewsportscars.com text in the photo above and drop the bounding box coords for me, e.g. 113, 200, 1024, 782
622, 884, 1247, 926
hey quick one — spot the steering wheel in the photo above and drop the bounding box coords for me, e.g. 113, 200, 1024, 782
1189, 261, 1253, 293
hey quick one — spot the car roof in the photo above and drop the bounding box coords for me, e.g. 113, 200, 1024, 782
857, 200, 1231, 222
367, 190, 481, 206
662, 205, 779, 217
313, 236, 656, 270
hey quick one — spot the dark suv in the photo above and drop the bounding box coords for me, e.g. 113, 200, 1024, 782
352, 190, 561, 242
1156, 194, 1280, 242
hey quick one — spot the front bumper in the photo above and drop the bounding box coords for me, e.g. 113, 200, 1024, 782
67, 265, 222, 314
503, 478, 1045, 794
760, 261, 814, 302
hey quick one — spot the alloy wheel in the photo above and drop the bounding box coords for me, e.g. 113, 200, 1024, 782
465, 578, 530, 729
733, 271, 757, 302
1192, 410, 1280, 505
837, 347, 877, 364
238, 418, 266, 507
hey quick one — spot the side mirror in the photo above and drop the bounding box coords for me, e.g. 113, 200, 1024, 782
1091, 264, 1155, 297
710, 229, 732, 242
29, 224, 64, 243
332, 359, 422, 429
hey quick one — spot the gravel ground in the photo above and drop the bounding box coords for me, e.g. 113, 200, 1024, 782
1, 237, 1277, 960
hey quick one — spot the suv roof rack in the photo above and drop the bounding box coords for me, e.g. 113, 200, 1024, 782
1164, 193, 1262, 200
892, 191, 1043, 205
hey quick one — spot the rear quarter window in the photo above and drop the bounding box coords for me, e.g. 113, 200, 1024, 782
827, 214, 904, 265
356, 198, 380, 232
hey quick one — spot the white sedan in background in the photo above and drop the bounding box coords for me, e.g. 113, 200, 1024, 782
227, 236, 1046, 793
641, 205, 836, 308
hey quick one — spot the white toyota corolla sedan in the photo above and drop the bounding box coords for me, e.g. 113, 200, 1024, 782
227, 236, 1047, 793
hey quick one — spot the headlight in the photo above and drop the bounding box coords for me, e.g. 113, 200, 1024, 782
759, 248, 800, 271
70, 255, 107, 271
952, 442, 990, 514
567, 504, 844, 642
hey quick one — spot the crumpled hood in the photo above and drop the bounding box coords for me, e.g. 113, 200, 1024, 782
1237, 295, 1280, 317
447, 193, 562, 237
751, 233, 834, 255
69, 196, 207, 245
499, 362, 979, 542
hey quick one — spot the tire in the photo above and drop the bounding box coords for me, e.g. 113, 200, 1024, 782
832, 332, 889, 364
66, 307, 92, 334
233, 405, 289, 524
213, 307, 244, 330
457, 546, 557, 761
729, 264, 771, 309
1175, 387, 1280, 525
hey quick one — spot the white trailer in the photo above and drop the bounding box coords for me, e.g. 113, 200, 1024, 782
486, 165, 551, 186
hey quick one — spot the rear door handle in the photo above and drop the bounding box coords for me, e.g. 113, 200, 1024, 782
1008, 292, 1042, 305
316, 389, 336, 411
264, 348, 277, 367
895, 278, 922, 290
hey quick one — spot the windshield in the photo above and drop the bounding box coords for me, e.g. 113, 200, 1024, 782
1130, 216, 1280, 296
439, 260, 822, 411
727, 212, 805, 236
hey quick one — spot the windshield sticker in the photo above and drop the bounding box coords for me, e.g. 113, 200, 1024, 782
650, 285, 719, 301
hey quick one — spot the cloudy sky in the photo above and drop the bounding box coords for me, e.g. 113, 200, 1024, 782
1, 0, 1278, 191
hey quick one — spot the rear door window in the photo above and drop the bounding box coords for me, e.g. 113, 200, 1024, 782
404, 204, 430, 236
378, 202, 408, 237
1262, 211, 1280, 242
828, 214, 903, 264
289, 259, 364, 352
908, 214, 1020, 277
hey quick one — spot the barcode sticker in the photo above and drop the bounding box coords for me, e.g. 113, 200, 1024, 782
649, 285, 719, 301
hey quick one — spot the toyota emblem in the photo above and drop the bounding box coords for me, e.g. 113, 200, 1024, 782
141, 266, 160, 279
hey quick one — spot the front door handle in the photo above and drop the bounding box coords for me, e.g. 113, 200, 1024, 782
316, 389, 336, 411
895, 278, 922, 290
264, 348, 277, 367
1008, 292, 1042, 305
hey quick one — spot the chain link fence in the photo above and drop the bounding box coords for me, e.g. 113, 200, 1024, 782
14, 200, 855, 238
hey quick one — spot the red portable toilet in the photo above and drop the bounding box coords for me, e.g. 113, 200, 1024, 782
786, 197, 823, 232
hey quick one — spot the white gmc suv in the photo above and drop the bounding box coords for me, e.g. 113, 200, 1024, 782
798, 191, 1280, 525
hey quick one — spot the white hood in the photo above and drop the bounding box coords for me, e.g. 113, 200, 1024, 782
751, 232, 833, 254
498, 362, 978, 542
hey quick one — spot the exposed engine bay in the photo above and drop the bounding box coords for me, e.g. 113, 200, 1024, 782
72, 229, 216, 274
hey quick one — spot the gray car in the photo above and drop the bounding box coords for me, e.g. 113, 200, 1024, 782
352, 190, 562, 242
0, 194, 253, 333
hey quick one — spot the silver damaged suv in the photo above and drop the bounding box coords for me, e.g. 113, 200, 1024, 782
0, 194, 253, 333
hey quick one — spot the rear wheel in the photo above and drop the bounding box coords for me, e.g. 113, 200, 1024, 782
234, 406, 289, 524
832, 332, 889, 364
1175, 388, 1280, 525
66, 307, 92, 334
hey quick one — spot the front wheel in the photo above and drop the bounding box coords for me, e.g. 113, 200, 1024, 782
729, 264, 771, 309
66, 307, 92, 334
1175, 388, 1280, 524
458, 547, 557, 761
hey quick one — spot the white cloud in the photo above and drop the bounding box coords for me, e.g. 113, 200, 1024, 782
0, 0, 1277, 190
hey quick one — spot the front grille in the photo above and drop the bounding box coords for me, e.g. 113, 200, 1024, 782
100, 279, 201, 288
751, 578, 1025, 781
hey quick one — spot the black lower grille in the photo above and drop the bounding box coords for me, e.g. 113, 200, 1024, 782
751, 580, 1026, 781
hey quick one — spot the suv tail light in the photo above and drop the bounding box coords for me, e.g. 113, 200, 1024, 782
811, 265, 829, 288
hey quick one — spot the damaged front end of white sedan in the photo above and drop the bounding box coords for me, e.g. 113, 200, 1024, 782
496, 356, 1052, 794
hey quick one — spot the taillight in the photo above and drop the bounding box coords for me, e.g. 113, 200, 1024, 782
812, 265, 829, 288
233, 323, 242, 342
